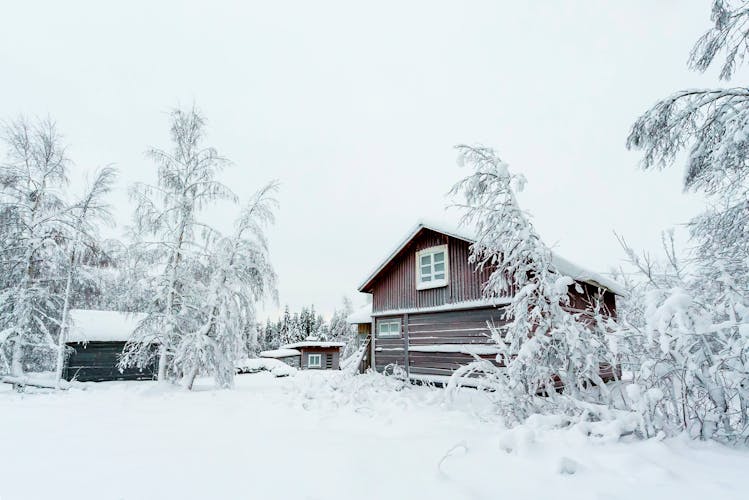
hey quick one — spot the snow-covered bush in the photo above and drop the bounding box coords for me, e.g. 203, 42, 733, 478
620, 0, 749, 442
613, 235, 749, 441
235, 357, 296, 378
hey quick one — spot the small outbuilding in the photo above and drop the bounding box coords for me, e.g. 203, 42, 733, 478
63, 309, 156, 382
265, 341, 345, 370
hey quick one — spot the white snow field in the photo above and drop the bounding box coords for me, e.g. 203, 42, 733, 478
1, 372, 748, 500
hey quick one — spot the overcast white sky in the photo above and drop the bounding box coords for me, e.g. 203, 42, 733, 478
0, 1, 733, 319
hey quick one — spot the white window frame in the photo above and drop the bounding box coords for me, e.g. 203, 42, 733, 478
377, 318, 401, 338
307, 353, 322, 368
415, 244, 449, 290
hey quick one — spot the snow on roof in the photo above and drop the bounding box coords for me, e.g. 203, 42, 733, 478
371, 297, 512, 317
358, 219, 626, 296
67, 309, 147, 343
259, 348, 301, 358
549, 254, 626, 297
280, 341, 346, 350
377, 344, 501, 355
235, 357, 297, 377
346, 304, 372, 324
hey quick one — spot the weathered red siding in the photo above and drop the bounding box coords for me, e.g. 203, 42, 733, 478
365, 227, 618, 380
369, 229, 505, 313
373, 308, 506, 376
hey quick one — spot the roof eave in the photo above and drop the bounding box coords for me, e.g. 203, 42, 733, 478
356, 219, 626, 297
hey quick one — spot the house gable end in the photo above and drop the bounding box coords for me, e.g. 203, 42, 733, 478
369, 228, 494, 313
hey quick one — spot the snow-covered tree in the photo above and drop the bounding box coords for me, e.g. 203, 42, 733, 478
622, 1, 749, 441
278, 306, 291, 346
122, 105, 236, 381
288, 313, 305, 344
261, 319, 277, 350
329, 296, 356, 354
449, 145, 615, 423
54, 167, 117, 387
628, 0, 749, 297
0, 118, 71, 375
178, 182, 278, 390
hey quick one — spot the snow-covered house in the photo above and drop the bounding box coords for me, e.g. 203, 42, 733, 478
352, 220, 624, 383
261, 341, 345, 370
63, 309, 156, 382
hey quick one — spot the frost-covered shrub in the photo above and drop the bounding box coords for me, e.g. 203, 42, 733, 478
621, 0, 749, 443
611, 240, 749, 442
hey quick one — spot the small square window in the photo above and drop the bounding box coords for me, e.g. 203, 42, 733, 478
378, 319, 401, 338
308, 353, 322, 368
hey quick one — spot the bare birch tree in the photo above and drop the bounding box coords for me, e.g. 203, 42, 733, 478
121, 105, 236, 381
179, 182, 279, 390
54, 167, 117, 387
0, 118, 71, 376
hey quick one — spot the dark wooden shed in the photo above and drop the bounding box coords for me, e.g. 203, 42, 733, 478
62, 309, 156, 382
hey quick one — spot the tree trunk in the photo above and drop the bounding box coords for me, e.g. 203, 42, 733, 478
158, 345, 168, 381
159, 221, 187, 382
183, 364, 199, 391
55, 243, 78, 389
11, 338, 24, 377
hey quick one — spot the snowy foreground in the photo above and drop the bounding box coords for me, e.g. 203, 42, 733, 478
2, 372, 748, 500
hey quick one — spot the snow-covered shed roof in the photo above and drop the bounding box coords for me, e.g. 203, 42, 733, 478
259, 348, 301, 358
347, 304, 373, 324
357, 219, 626, 296
280, 341, 346, 350
67, 309, 147, 343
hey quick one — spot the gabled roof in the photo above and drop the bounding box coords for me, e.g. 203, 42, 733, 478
357, 219, 626, 296
280, 341, 346, 349
259, 348, 301, 358
67, 309, 147, 343
346, 304, 373, 324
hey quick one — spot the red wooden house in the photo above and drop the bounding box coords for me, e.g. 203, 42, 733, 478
350, 220, 624, 384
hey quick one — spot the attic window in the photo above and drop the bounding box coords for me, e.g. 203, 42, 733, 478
416, 245, 448, 290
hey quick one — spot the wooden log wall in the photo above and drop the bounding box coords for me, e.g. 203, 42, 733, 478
374, 307, 506, 376
370, 230, 505, 313
63, 341, 157, 382
300, 347, 341, 370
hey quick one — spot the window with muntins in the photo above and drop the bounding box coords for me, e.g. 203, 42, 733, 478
308, 353, 322, 368
416, 245, 448, 290
378, 319, 401, 338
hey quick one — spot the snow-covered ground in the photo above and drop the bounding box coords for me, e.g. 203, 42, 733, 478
1, 372, 748, 500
